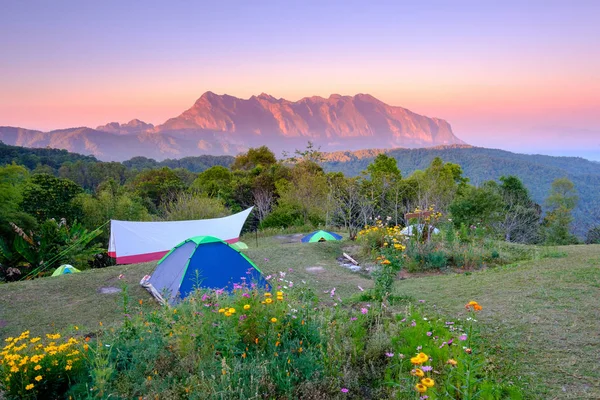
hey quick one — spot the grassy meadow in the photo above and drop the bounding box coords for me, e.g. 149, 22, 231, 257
0, 235, 598, 398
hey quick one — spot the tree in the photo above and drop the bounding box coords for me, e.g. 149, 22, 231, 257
129, 167, 186, 211
161, 193, 229, 221
0, 164, 36, 240
362, 154, 403, 223
191, 166, 233, 199
449, 184, 504, 229
276, 160, 328, 226
586, 226, 600, 244
543, 178, 579, 245
496, 176, 542, 243
328, 173, 362, 238
231, 146, 277, 171
410, 157, 468, 213
21, 174, 84, 222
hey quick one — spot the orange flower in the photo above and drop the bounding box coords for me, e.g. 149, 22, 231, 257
465, 301, 482, 311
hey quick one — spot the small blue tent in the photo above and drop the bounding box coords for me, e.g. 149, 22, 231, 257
142, 236, 266, 304
301, 230, 343, 243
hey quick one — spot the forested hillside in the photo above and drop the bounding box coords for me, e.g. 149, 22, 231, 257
322, 146, 600, 236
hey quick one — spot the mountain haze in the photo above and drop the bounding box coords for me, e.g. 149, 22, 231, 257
0, 92, 464, 161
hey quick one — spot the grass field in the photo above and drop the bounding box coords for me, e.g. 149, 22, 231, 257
1, 237, 598, 399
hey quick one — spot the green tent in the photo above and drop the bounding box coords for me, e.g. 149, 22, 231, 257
51, 264, 81, 276
301, 230, 343, 243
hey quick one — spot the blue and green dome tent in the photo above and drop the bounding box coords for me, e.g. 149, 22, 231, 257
141, 236, 266, 305
51, 264, 81, 276
301, 230, 343, 243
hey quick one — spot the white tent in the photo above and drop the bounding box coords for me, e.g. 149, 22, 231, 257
400, 224, 440, 236
108, 207, 253, 264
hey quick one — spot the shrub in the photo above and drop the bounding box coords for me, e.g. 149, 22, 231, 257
586, 226, 600, 244
161, 192, 229, 221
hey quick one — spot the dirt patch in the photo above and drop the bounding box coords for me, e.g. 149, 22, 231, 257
273, 234, 305, 244
97, 286, 122, 294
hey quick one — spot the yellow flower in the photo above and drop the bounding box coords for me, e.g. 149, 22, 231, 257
415, 383, 427, 393
417, 352, 429, 362
265, 298, 273, 304
218, 308, 225, 313
10, 366, 18, 373
264, 293, 272, 297
34, 365, 42, 371
244, 304, 251, 310
421, 378, 435, 387
411, 368, 425, 377
277, 296, 284, 301
26, 383, 34, 390
224, 312, 232, 317
271, 318, 278, 323
228, 308, 236, 314
276, 291, 283, 296
65, 365, 72, 371
35, 375, 43, 382
30, 337, 41, 343
381, 259, 391, 265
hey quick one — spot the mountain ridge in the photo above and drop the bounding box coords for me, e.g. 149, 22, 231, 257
0, 92, 465, 161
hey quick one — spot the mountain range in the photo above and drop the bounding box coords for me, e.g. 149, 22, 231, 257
0, 92, 464, 161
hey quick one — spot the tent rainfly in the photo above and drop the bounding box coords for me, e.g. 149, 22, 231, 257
51, 264, 81, 276
140, 236, 267, 305
400, 224, 441, 236
301, 230, 343, 243
108, 207, 253, 264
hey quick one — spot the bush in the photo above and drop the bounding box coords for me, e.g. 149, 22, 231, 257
586, 226, 600, 244
0, 219, 103, 281
161, 192, 229, 221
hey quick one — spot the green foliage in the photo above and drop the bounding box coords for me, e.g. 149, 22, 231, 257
191, 166, 233, 198
8, 284, 514, 399
449, 185, 504, 229
231, 145, 277, 170
586, 226, 600, 244
128, 167, 187, 210
21, 174, 84, 223
543, 178, 579, 245
322, 147, 600, 237
76, 181, 151, 242
122, 155, 234, 172
161, 193, 230, 221
0, 141, 97, 172
0, 219, 103, 281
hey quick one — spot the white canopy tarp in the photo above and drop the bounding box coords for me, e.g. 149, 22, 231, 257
108, 207, 253, 264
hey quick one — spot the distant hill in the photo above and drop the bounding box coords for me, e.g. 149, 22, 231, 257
0, 92, 465, 161
0, 141, 233, 174
322, 146, 600, 237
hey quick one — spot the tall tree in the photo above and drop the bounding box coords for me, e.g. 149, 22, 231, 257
543, 178, 579, 245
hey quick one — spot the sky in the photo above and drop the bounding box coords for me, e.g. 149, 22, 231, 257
1, 0, 599, 159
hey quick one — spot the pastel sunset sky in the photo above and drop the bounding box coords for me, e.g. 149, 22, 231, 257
1, 0, 599, 159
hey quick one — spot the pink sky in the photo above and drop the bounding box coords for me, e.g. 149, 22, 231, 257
1, 1, 599, 158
